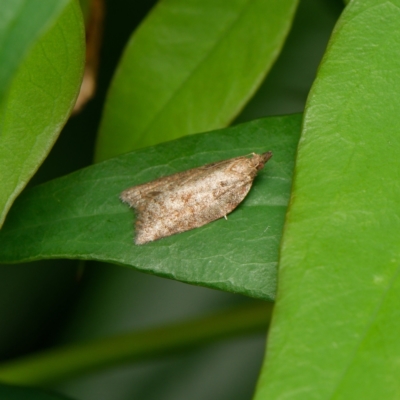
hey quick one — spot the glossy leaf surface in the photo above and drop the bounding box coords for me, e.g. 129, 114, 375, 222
0, 115, 301, 301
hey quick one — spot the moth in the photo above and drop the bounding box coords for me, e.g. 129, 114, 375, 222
121, 151, 272, 244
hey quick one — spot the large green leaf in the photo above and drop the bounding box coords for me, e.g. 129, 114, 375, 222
94, 0, 299, 161
0, 114, 301, 301
255, 1, 400, 398
0, 0, 68, 102
0, 1, 85, 227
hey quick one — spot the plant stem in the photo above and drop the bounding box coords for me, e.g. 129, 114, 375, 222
0, 302, 272, 385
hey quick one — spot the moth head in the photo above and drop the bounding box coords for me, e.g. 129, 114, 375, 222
252, 151, 272, 171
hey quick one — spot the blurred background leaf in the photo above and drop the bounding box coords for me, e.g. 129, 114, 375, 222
0, 0, 85, 227
94, 0, 299, 160
0, 303, 271, 385
0, 383, 75, 400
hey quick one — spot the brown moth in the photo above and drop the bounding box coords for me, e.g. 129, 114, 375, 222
121, 151, 272, 244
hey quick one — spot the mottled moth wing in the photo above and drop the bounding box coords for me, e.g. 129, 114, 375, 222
122, 156, 246, 201
121, 152, 272, 244
120, 156, 244, 212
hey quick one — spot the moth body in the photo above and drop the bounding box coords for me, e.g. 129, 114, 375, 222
121, 152, 272, 244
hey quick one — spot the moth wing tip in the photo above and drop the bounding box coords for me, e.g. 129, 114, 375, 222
120, 189, 129, 202
134, 237, 144, 245
134, 233, 151, 245
120, 190, 140, 208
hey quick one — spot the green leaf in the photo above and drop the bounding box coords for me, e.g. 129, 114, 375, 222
0, 383, 74, 400
255, 1, 400, 398
0, 114, 301, 301
94, 0, 299, 161
0, 0, 68, 103
0, 1, 85, 228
